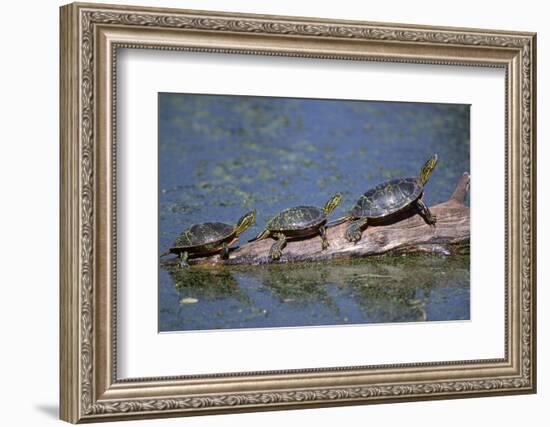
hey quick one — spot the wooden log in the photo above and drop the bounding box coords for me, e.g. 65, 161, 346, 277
173, 173, 470, 266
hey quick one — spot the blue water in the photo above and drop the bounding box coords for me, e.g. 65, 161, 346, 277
158, 93, 470, 332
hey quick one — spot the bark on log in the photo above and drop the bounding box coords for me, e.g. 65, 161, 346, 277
171, 173, 470, 267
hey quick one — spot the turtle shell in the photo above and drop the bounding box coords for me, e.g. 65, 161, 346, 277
352, 178, 422, 219
171, 222, 235, 252
266, 206, 326, 233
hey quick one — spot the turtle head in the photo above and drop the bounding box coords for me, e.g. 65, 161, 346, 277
323, 193, 342, 215
418, 154, 438, 187
233, 210, 256, 235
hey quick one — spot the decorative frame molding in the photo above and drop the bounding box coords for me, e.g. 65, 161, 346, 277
60, 2, 536, 423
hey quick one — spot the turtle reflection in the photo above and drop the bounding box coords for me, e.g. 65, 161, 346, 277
166, 265, 250, 304
245, 259, 450, 324
160, 256, 469, 331
250, 264, 341, 317
344, 263, 432, 323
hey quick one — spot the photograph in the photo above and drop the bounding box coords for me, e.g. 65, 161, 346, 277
158, 93, 471, 332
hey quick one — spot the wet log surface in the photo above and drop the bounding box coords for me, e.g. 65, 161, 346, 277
165, 173, 470, 267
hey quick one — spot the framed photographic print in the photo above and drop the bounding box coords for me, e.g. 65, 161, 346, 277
60, 2, 537, 423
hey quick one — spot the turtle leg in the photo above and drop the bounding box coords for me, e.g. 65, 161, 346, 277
415, 199, 437, 227
345, 218, 368, 244
270, 233, 287, 261
179, 251, 189, 268
220, 243, 230, 260
319, 225, 329, 250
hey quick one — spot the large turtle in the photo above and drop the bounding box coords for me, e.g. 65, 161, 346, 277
251, 193, 341, 261
343, 154, 439, 243
161, 210, 256, 267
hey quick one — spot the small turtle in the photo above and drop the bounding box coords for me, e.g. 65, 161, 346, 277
251, 193, 341, 261
342, 154, 439, 243
162, 210, 256, 267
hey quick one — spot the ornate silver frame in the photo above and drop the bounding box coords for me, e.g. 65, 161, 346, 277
60, 2, 536, 423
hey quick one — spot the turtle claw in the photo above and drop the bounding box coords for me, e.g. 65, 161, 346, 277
416, 199, 437, 228
220, 244, 230, 260
319, 226, 329, 250
345, 229, 362, 244
269, 233, 286, 261
270, 247, 283, 261
351, 232, 362, 244
345, 218, 368, 244
426, 214, 437, 228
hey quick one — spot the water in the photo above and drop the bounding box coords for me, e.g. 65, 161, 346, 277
158, 93, 470, 332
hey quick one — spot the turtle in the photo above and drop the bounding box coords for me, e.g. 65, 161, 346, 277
251, 193, 341, 261
161, 210, 256, 267
342, 154, 439, 243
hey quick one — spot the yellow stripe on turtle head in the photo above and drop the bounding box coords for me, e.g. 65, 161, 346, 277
323, 192, 342, 215
233, 210, 256, 235
418, 154, 438, 187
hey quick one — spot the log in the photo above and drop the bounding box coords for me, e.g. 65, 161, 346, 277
170, 173, 470, 267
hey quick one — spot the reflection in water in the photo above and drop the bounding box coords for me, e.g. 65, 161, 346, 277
160, 256, 469, 332
169, 268, 250, 303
